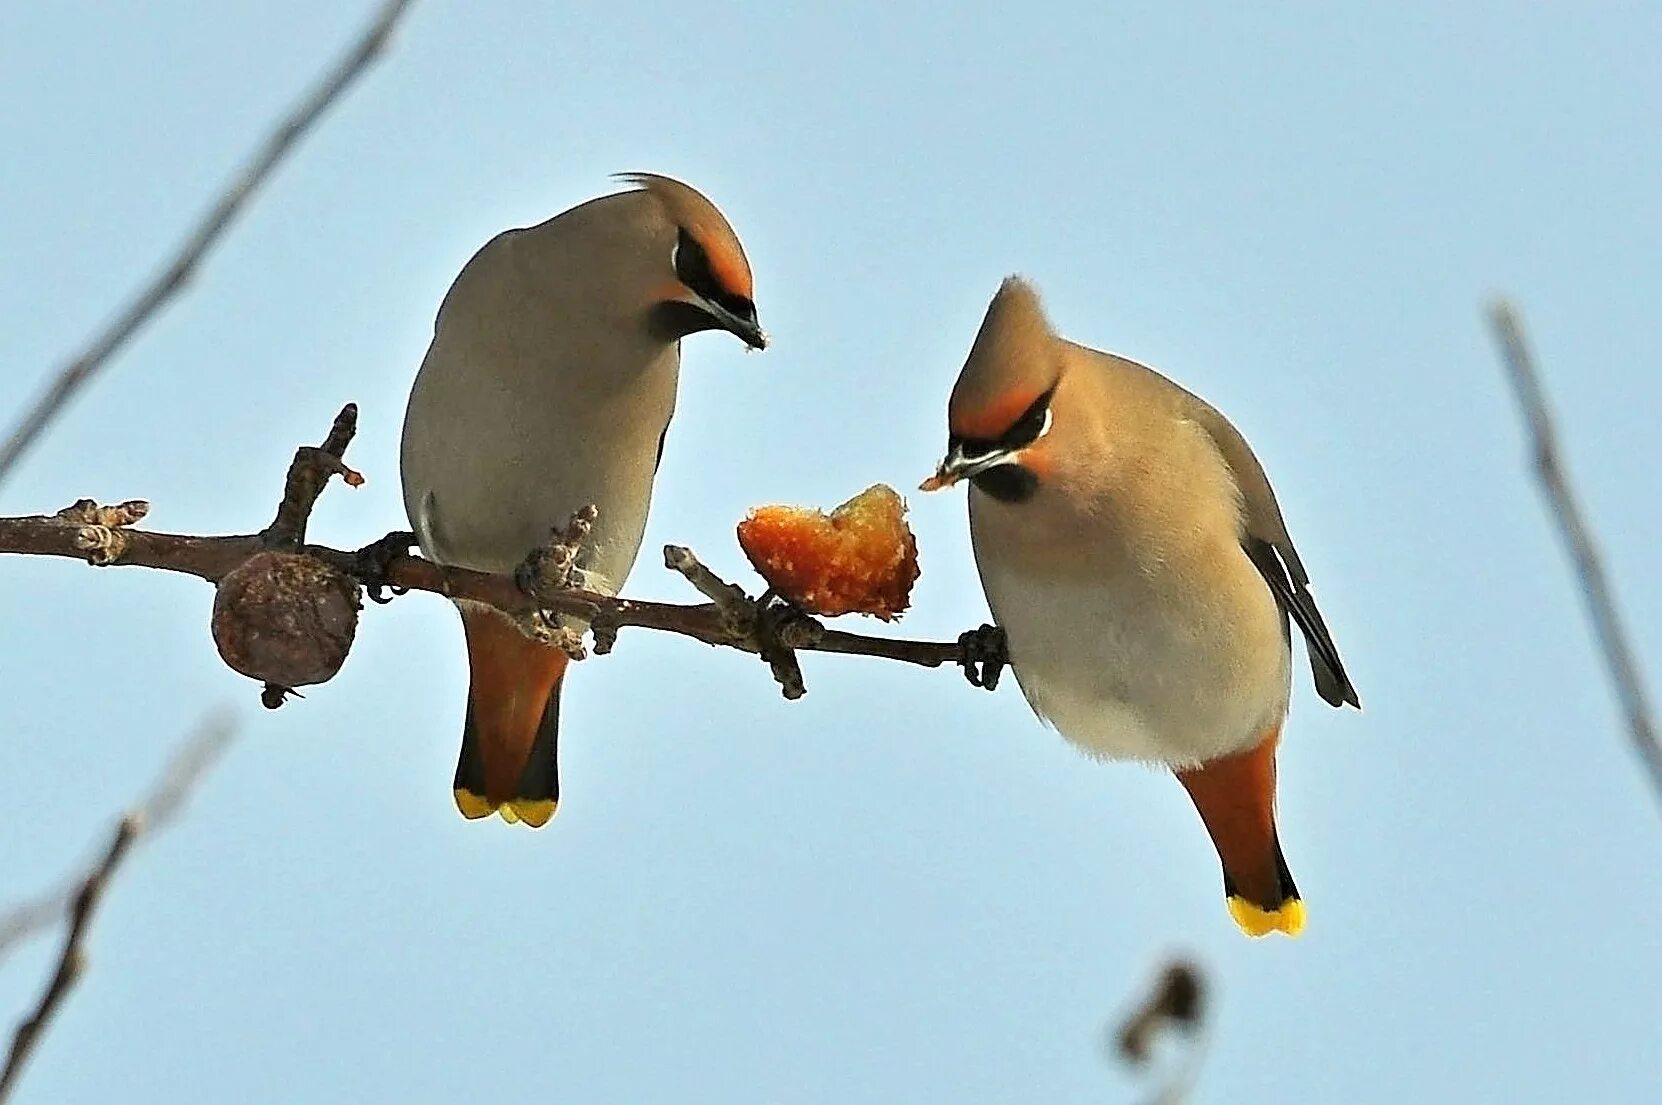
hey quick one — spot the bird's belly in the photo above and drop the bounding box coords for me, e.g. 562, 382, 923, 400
979, 568, 1289, 767
415, 455, 652, 594
401, 366, 671, 595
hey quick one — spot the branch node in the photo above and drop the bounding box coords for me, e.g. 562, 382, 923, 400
72, 524, 130, 566
55, 499, 149, 528
663, 545, 753, 636
662, 546, 810, 697
771, 603, 827, 651
755, 601, 808, 700
589, 615, 621, 656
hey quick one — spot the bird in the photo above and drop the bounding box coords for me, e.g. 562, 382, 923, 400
922, 276, 1357, 937
400, 173, 765, 828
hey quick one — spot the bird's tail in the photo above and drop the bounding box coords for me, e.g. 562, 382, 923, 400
1175, 727, 1305, 938
453, 605, 567, 828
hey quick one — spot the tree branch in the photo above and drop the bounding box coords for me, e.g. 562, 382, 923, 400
0, 714, 235, 1103
0, 0, 417, 492
1488, 300, 1662, 811
0, 405, 1007, 704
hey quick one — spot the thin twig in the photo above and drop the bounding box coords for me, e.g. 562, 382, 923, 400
1488, 300, 1662, 809
262, 403, 363, 550
0, 714, 235, 1101
0, 0, 417, 492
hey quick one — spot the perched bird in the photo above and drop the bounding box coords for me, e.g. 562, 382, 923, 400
401, 173, 765, 827
923, 277, 1357, 936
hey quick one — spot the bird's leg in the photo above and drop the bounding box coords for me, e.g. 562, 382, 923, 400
957, 623, 1009, 691
351, 530, 416, 604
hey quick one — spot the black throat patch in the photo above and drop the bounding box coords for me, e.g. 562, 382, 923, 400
972, 464, 1038, 503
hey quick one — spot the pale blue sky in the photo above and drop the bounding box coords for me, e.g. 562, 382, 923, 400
3, 2, 1660, 1102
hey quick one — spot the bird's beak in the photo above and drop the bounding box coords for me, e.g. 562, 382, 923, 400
919, 444, 1016, 492
699, 297, 768, 350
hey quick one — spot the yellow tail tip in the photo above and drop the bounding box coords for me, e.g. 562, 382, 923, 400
454, 788, 497, 820
453, 789, 557, 828
1227, 895, 1306, 938
507, 799, 557, 828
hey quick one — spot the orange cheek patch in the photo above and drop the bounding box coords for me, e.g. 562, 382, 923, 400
1017, 443, 1054, 480
951, 389, 1044, 442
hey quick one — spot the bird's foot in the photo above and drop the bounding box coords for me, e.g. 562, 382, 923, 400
522, 612, 589, 661
514, 504, 598, 597
957, 623, 1008, 691
353, 530, 417, 604
512, 505, 604, 648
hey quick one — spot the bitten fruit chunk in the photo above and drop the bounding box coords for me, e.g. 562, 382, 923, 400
737, 484, 920, 620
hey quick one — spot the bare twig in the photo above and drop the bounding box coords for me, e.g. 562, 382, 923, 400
1488, 300, 1662, 808
0, 0, 417, 492
0, 715, 235, 1101
262, 403, 364, 549
665, 547, 807, 698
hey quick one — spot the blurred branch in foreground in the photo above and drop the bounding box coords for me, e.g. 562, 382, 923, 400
0, 406, 1007, 708
0, 714, 236, 1103
1488, 300, 1662, 810
1112, 958, 1210, 1105
0, 0, 418, 493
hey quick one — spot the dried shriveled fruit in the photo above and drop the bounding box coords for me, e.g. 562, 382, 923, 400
736, 484, 920, 620
212, 551, 360, 690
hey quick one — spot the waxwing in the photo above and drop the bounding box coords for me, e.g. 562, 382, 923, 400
401, 173, 764, 827
924, 276, 1357, 936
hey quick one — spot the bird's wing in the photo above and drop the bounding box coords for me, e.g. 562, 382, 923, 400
1184, 393, 1360, 709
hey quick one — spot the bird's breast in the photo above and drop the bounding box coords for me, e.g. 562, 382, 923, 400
970, 497, 1290, 767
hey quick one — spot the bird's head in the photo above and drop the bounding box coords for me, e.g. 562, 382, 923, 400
620, 172, 767, 351
922, 276, 1063, 503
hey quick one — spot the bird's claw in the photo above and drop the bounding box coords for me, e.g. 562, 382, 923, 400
354, 531, 416, 604
957, 623, 1008, 691
514, 505, 600, 600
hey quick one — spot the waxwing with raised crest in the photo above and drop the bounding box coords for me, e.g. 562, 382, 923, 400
923, 276, 1358, 937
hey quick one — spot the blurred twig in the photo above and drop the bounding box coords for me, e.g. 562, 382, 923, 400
0, 0, 417, 492
0, 714, 235, 1102
1488, 300, 1662, 809
1111, 958, 1210, 1105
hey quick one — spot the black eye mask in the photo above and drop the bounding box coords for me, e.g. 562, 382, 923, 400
950, 385, 1056, 459
674, 228, 756, 324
